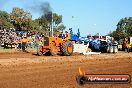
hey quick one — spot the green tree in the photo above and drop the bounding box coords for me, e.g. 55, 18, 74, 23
53, 13, 62, 26
117, 17, 132, 36
0, 10, 13, 29
53, 13, 63, 33
38, 12, 63, 32
28, 19, 40, 31
109, 17, 132, 40
54, 24, 66, 32
37, 16, 49, 31
10, 7, 32, 30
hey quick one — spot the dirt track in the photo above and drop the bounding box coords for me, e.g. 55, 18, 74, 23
0, 51, 132, 88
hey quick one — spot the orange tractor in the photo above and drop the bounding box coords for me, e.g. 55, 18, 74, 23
37, 36, 73, 56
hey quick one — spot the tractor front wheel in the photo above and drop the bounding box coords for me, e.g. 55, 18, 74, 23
50, 46, 58, 56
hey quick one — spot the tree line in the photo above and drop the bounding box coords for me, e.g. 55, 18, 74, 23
108, 17, 132, 43
0, 7, 66, 32
1, 7, 131, 42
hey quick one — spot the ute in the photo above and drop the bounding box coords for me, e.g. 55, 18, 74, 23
37, 36, 73, 56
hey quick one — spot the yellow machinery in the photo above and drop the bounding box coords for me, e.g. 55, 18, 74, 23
37, 36, 73, 56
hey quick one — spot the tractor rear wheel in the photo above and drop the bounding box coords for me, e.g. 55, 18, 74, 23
62, 41, 73, 56
50, 46, 58, 56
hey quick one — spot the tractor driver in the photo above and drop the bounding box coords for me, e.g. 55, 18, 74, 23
65, 31, 70, 40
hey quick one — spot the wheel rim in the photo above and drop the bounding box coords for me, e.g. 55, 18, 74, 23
68, 44, 73, 53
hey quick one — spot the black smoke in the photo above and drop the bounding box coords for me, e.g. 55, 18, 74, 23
40, 2, 52, 15
40, 2, 52, 22
29, 1, 52, 16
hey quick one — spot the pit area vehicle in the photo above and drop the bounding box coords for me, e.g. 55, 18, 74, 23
99, 40, 108, 52
37, 36, 73, 56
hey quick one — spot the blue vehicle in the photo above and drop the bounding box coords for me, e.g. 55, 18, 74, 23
70, 28, 80, 42
89, 39, 108, 52
79, 37, 90, 44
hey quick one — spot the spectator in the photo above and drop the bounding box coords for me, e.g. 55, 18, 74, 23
21, 36, 28, 52
124, 38, 130, 53
17, 38, 21, 49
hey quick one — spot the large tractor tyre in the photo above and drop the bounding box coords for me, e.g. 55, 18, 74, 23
62, 41, 73, 56
50, 46, 58, 56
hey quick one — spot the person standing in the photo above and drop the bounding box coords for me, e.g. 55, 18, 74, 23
21, 36, 28, 52
124, 38, 130, 53
36, 37, 43, 55
17, 37, 22, 50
